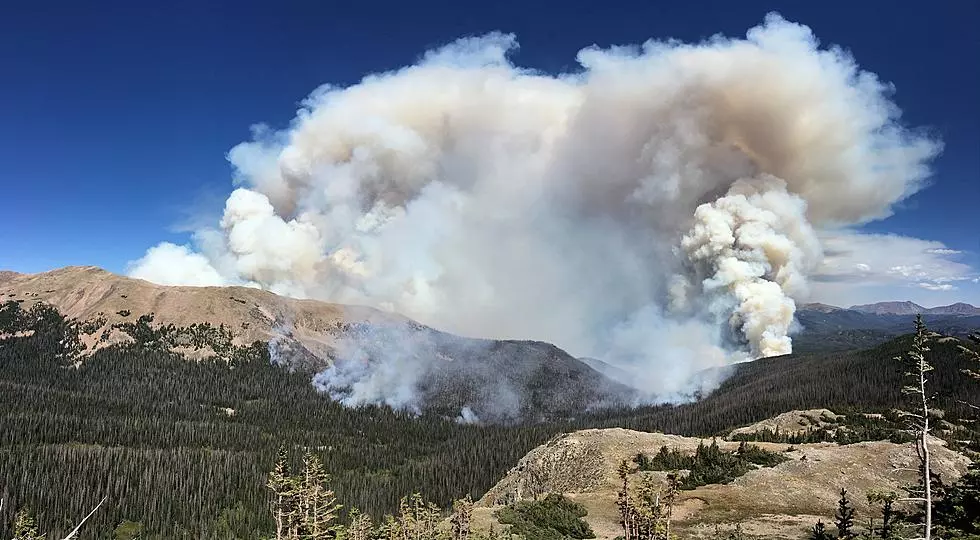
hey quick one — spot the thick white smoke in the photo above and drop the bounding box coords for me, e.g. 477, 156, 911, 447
131, 14, 938, 402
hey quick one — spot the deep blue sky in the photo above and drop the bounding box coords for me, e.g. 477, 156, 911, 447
1, 1, 978, 300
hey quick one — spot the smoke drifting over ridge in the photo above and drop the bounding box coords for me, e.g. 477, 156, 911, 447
130, 14, 938, 404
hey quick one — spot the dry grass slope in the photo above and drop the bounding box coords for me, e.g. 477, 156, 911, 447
476, 421, 971, 539
0, 266, 405, 358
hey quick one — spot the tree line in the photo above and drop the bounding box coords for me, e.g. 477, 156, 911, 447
1, 302, 978, 538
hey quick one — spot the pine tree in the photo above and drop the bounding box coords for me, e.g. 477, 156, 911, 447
617, 459, 638, 540
377, 493, 442, 540
959, 331, 980, 382
834, 488, 855, 539
268, 446, 298, 540
450, 496, 473, 540
345, 508, 374, 540
12, 509, 45, 540
661, 473, 681, 540
934, 460, 980, 536
810, 521, 831, 540
299, 452, 342, 539
635, 474, 664, 539
867, 491, 898, 540
894, 315, 935, 540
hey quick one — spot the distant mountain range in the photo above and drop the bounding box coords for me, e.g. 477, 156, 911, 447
794, 300, 980, 352
846, 301, 980, 316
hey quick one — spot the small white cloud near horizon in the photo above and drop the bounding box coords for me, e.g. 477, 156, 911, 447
917, 282, 955, 292
812, 230, 978, 306
926, 247, 963, 255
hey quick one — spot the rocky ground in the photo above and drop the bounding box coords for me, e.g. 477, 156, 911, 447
474, 419, 972, 539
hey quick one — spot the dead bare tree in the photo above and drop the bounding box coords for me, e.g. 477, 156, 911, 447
60, 496, 108, 540
894, 314, 935, 540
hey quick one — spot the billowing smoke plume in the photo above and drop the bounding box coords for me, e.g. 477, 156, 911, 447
130, 14, 938, 404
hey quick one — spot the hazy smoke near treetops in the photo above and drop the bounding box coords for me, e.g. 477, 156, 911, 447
130, 14, 939, 404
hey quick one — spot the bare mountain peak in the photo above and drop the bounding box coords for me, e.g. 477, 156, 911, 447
934, 302, 980, 315
848, 301, 980, 316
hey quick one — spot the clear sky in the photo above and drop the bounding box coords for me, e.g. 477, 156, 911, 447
1, 0, 978, 306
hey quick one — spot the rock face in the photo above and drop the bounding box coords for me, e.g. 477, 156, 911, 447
0, 266, 631, 422
477, 424, 972, 539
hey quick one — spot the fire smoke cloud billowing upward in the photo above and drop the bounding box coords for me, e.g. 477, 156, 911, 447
131, 14, 938, 403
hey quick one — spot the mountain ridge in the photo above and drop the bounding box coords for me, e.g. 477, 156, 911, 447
801, 300, 980, 316
0, 265, 633, 422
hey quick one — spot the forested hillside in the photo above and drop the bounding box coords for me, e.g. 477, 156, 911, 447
1, 301, 977, 538
793, 305, 980, 352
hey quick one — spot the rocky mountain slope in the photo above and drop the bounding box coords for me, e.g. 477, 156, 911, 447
0, 266, 631, 422
848, 301, 980, 316
0, 266, 396, 357
474, 422, 972, 539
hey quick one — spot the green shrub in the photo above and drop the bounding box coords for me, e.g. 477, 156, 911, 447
495, 493, 594, 540
634, 440, 787, 490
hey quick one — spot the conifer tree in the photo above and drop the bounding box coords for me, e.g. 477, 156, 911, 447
377, 493, 442, 540
299, 452, 342, 539
894, 314, 935, 540
616, 460, 638, 540
450, 496, 473, 540
867, 491, 898, 540
934, 460, 980, 536
12, 509, 44, 540
345, 508, 374, 540
661, 473, 680, 540
959, 331, 980, 381
959, 331, 980, 417
834, 488, 855, 539
809, 521, 830, 540
268, 446, 298, 540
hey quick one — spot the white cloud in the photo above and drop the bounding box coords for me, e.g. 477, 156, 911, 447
918, 282, 955, 291
812, 230, 977, 304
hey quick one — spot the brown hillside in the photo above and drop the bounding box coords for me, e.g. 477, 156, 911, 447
0, 266, 403, 358
1, 266, 631, 421
475, 424, 971, 539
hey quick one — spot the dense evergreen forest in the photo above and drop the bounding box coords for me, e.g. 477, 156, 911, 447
1, 301, 977, 538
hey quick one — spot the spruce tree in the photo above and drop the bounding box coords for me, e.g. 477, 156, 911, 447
959, 331, 980, 382
345, 508, 374, 540
834, 488, 855, 539
810, 521, 831, 540
867, 491, 898, 540
299, 452, 342, 539
268, 446, 297, 540
934, 460, 980, 536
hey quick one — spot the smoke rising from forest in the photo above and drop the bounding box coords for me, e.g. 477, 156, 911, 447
130, 14, 938, 406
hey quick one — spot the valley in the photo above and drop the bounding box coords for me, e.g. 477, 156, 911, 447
1, 268, 978, 539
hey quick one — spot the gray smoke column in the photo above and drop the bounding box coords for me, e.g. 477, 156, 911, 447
130, 14, 939, 401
